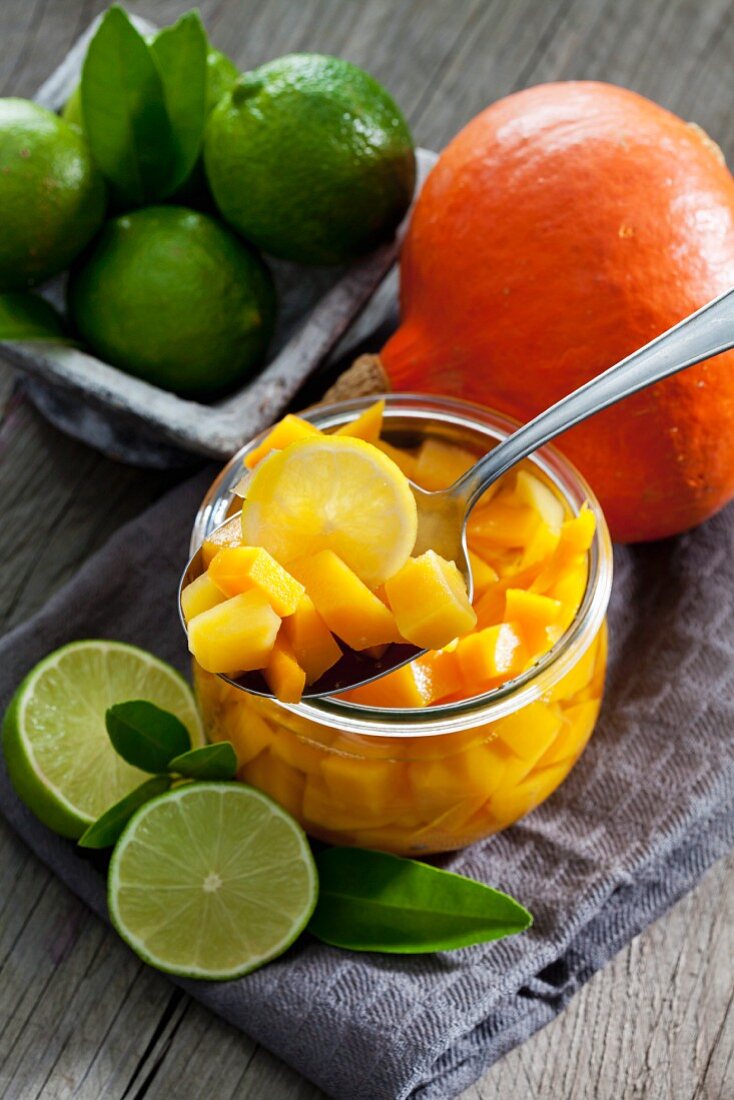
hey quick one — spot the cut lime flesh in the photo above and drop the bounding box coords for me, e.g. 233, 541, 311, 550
2, 641, 202, 837
108, 783, 318, 979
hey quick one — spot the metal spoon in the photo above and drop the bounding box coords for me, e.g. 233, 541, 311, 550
180, 284, 734, 699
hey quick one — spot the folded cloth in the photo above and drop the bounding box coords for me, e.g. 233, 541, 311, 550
0, 470, 732, 1100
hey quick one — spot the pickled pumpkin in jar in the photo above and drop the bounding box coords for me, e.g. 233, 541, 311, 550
189, 397, 611, 855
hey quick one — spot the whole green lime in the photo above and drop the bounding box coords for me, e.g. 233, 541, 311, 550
204, 54, 416, 265
67, 206, 276, 398
204, 47, 240, 113
0, 99, 106, 291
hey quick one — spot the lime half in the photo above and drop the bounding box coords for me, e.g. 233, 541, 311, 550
2, 640, 202, 838
108, 783, 318, 979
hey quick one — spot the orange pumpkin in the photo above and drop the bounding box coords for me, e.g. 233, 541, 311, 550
381, 82, 734, 542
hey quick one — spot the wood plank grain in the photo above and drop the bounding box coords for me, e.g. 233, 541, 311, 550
0, 370, 18, 421
0, 3, 732, 1100
0, 397, 178, 632
460, 849, 734, 1100
0, 837, 177, 1100
0, 0, 107, 97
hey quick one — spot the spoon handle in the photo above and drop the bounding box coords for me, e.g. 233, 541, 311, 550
453, 284, 734, 513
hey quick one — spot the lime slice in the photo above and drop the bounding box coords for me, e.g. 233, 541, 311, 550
108, 783, 318, 979
2, 640, 202, 838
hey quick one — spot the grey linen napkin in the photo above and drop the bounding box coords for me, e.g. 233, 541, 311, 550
0, 470, 732, 1100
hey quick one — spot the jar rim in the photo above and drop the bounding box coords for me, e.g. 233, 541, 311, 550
190, 393, 613, 737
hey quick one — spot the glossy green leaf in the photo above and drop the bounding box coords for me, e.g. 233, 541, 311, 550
168, 741, 238, 780
105, 701, 191, 773
80, 6, 177, 205
150, 10, 208, 195
0, 293, 73, 343
308, 847, 532, 953
78, 775, 171, 848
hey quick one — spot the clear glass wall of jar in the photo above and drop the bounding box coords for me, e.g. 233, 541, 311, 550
189, 395, 612, 855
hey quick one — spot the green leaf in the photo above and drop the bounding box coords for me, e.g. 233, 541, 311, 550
105, 701, 191, 773
0, 293, 73, 343
78, 775, 171, 848
150, 10, 208, 195
308, 847, 532, 953
80, 6, 177, 205
169, 741, 238, 780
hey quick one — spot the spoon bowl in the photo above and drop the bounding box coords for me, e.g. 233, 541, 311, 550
178, 539, 421, 699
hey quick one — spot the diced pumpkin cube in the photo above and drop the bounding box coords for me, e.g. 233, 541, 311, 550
512, 470, 565, 531
226, 706, 277, 767
414, 438, 476, 490
302, 775, 398, 832
495, 550, 530, 578
537, 699, 600, 767
563, 698, 601, 740
473, 582, 508, 629
320, 753, 410, 816
474, 480, 502, 508
192, 666, 225, 719
300, 776, 339, 830
291, 550, 401, 649
536, 550, 586, 597
504, 588, 562, 651
282, 594, 342, 683
208, 546, 304, 617
490, 759, 570, 827
200, 514, 242, 568
467, 499, 540, 551
409, 794, 489, 847
375, 439, 418, 480
493, 700, 563, 762
468, 550, 499, 598
341, 660, 433, 708
180, 572, 226, 623
490, 745, 538, 791
242, 749, 305, 819
384, 550, 476, 650
520, 521, 560, 568
560, 504, 596, 552
270, 729, 324, 773
409, 742, 508, 811
335, 399, 385, 443
263, 636, 307, 703
530, 508, 595, 593
187, 590, 281, 674
413, 648, 463, 704
549, 562, 589, 627
244, 414, 322, 469
455, 623, 525, 689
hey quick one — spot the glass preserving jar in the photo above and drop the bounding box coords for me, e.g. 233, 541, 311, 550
189, 395, 612, 855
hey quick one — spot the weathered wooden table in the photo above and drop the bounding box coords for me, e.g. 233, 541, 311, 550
1, 2, 732, 1097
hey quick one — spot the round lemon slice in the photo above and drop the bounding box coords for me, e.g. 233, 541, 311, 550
241, 436, 418, 588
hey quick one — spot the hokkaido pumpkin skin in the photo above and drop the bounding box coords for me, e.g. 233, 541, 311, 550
381, 81, 734, 542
